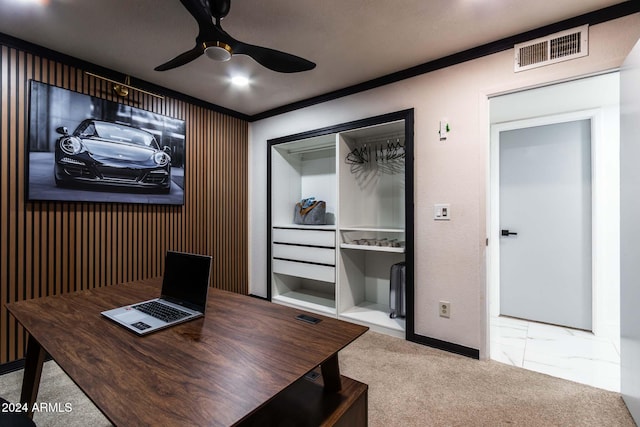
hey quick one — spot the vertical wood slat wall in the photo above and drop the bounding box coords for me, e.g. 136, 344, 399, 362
0, 45, 249, 364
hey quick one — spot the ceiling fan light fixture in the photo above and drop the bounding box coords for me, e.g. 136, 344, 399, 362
231, 75, 249, 87
155, 0, 316, 73
204, 41, 233, 62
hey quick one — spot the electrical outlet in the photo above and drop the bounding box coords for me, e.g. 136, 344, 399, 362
439, 301, 451, 318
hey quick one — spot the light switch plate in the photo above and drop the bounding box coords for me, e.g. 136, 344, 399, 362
434, 204, 450, 220
439, 120, 449, 140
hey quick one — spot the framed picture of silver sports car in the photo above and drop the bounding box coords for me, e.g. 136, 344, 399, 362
26, 80, 186, 205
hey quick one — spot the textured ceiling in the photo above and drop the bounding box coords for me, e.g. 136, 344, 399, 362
0, 0, 628, 116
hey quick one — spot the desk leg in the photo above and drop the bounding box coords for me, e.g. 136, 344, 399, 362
20, 334, 46, 419
320, 354, 342, 392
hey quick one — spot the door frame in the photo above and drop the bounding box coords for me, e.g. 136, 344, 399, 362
489, 108, 605, 334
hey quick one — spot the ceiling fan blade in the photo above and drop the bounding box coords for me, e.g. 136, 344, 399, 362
232, 42, 316, 73
162, 0, 316, 74
155, 45, 205, 71
179, 0, 215, 30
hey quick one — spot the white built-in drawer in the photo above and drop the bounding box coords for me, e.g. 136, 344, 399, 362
273, 259, 335, 283
273, 244, 335, 265
272, 228, 335, 247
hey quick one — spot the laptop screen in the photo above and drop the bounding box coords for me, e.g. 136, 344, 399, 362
161, 251, 212, 312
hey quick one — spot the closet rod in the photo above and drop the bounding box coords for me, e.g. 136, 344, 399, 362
354, 132, 405, 146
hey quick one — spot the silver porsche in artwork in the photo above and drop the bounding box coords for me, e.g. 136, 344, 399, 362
54, 119, 172, 193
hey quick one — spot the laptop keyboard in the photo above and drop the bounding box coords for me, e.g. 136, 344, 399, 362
132, 301, 191, 323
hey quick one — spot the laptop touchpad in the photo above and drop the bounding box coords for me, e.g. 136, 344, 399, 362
115, 310, 146, 323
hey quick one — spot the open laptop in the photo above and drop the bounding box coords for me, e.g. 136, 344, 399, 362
102, 251, 212, 335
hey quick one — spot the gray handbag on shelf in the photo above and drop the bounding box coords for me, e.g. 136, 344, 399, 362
293, 199, 326, 225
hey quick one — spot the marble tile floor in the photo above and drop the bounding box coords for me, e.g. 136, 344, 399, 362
490, 315, 620, 392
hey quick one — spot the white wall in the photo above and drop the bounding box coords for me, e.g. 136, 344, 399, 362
249, 14, 640, 353
620, 37, 640, 424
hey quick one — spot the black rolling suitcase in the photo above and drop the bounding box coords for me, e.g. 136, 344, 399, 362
389, 261, 406, 319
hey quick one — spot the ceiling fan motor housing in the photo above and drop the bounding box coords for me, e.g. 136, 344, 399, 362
204, 41, 232, 61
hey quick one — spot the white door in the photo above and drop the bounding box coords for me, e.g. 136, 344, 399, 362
499, 119, 592, 330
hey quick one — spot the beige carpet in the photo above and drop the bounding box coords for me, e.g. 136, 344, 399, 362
0, 331, 635, 426
340, 332, 635, 426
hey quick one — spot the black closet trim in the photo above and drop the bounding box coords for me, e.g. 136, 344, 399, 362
403, 110, 415, 341
266, 108, 414, 303
268, 109, 415, 145
251, 1, 640, 121
410, 333, 480, 360
267, 108, 415, 340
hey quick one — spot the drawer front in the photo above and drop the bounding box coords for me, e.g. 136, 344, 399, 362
273, 259, 335, 283
273, 244, 335, 265
273, 228, 335, 247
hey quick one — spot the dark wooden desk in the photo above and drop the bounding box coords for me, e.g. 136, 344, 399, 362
6, 278, 368, 426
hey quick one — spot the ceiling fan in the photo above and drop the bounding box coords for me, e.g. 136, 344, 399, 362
155, 0, 316, 73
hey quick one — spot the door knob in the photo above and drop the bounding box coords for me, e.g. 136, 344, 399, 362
501, 229, 518, 236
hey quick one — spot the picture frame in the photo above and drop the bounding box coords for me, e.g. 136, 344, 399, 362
26, 80, 186, 205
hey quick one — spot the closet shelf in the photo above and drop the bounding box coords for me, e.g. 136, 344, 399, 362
340, 243, 405, 253
339, 302, 406, 333
273, 224, 336, 231
272, 291, 336, 316
339, 226, 404, 233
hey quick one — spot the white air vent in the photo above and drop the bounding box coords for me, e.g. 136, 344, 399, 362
514, 25, 588, 72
